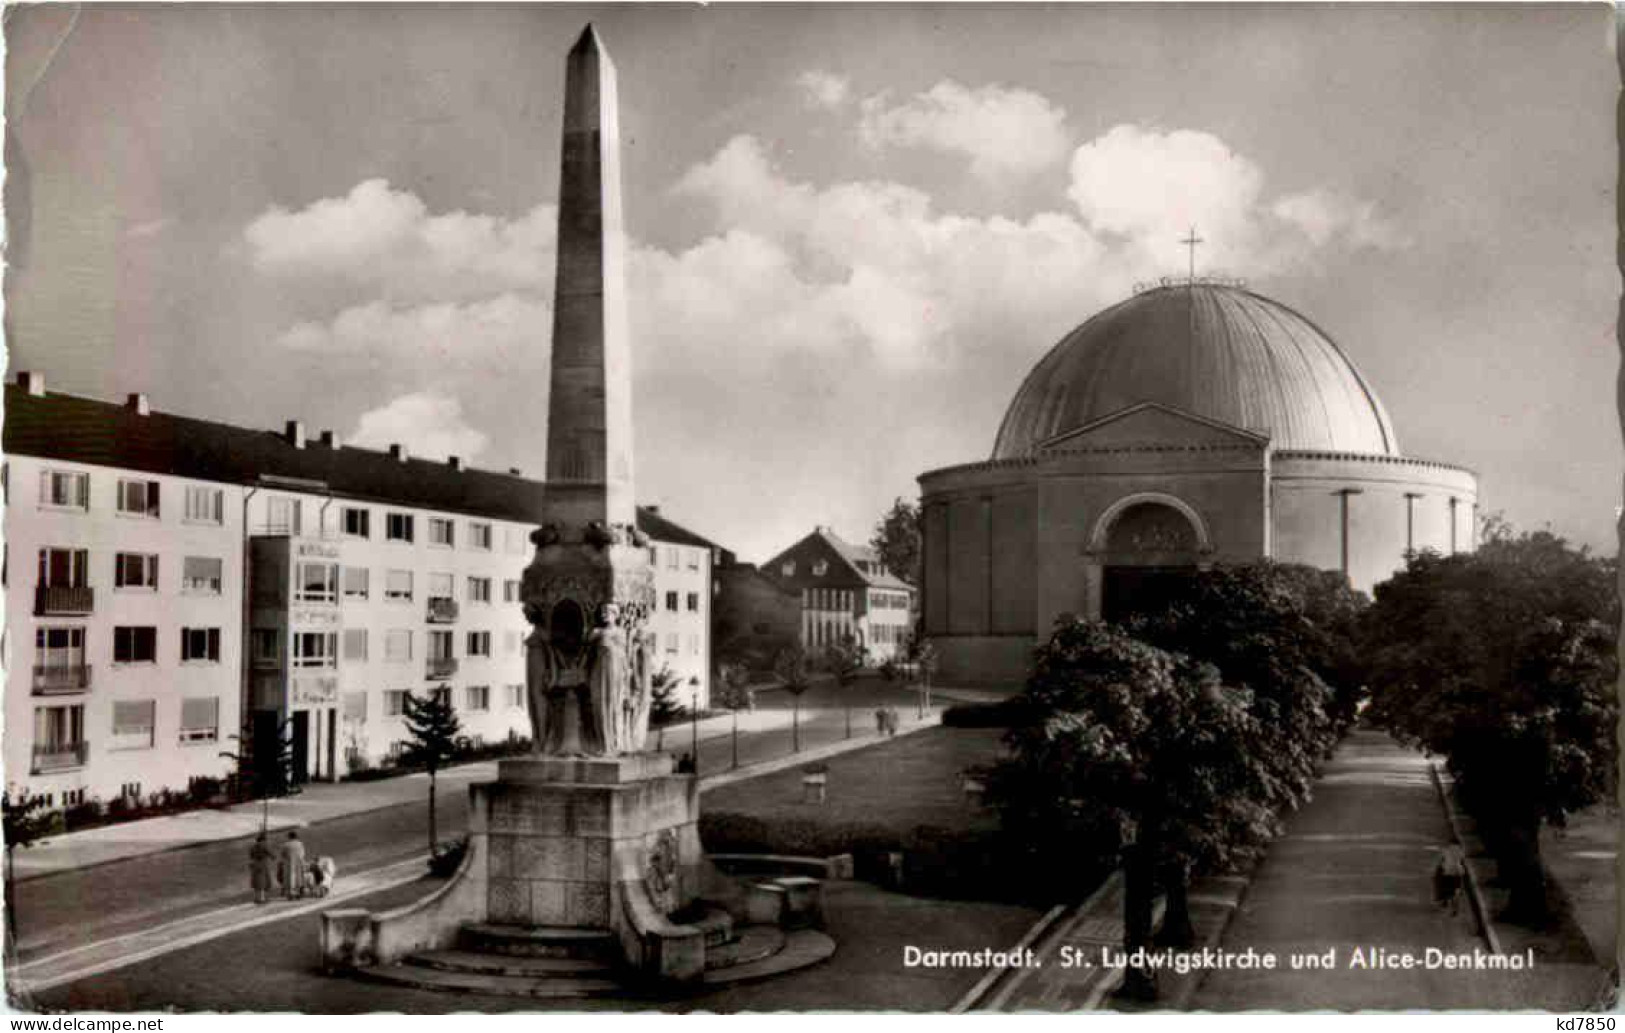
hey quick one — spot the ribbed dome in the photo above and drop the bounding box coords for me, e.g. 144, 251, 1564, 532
992, 283, 1397, 459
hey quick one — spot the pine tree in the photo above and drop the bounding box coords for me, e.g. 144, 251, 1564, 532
400, 689, 463, 862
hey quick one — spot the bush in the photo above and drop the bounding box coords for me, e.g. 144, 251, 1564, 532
941, 699, 1036, 728
188, 776, 224, 807
63, 798, 105, 831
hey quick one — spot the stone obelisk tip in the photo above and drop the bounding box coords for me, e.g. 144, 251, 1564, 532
571, 23, 602, 54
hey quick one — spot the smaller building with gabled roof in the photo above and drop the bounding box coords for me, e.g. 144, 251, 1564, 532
759, 526, 916, 662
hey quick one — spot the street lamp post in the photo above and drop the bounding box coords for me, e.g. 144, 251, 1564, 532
690, 687, 699, 775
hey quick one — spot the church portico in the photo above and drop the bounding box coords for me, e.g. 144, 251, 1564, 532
919, 282, 1480, 686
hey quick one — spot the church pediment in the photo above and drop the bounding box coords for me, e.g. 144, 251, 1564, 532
1034, 402, 1270, 453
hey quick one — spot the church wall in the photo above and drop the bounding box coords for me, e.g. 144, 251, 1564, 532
922, 501, 950, 636
946, 496, 990, 635
1270, 453, 1478, 595
989, 489, 1037, 634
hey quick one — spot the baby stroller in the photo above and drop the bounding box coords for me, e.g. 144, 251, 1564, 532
308, 856, 337, 898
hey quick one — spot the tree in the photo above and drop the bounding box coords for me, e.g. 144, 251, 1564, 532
774, 646, 814, 753
715, 662, 755, 770
870, 497, 921, 586
220, 714, 297, 831
823, 632, 868, 738
400, 689, 463, 864
1361, 531, 1617, 923
990, 620, 1277, 999
649, 666, 684, 749
3, 788, 53, 954
1124, 563, 1356, 811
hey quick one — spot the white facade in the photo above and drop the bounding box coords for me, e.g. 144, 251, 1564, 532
6, 454, 245, 806
647, 540, 713, 710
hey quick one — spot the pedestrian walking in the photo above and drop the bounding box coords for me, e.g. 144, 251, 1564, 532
249, 832, 275, 905
280, 830, 308, 900
874, 706, 887, 736
884, 705, 899, 737
1434, 841, 1466, 915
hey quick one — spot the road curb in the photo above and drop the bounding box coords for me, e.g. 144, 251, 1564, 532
1427, 760, 1502, 954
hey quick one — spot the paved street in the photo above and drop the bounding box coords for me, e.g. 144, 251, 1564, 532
10, 679, 948, 978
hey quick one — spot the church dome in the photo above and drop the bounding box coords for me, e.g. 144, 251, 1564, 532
992, 282, 1398, 459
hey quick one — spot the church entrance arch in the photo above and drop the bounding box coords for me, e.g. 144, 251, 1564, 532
1089, 495, 1209, 624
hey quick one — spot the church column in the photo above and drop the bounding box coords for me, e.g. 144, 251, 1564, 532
1335, 488, 1363, 581
1403, 492, 1422, 558
1448, 496, 1460, 554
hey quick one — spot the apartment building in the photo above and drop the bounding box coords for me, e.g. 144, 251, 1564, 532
760, 526, 916, 662
4, 373, 718, 802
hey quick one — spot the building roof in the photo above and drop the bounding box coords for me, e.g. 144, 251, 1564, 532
992, 282, 1398, 460
763, 525, 915, 593
3, 382, 721, 549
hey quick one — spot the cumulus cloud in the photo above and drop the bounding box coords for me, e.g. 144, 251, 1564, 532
244, 178, 555, 302
349, 392, 490, 462
796, 70, 850, 109
277, 294, 550, 360
858, 80, 1072, 181
1271, 188, 1410, 251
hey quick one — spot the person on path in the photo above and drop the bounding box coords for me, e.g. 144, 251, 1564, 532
280, 830, 308, 900
249, 832, 275, 905
874, 706, 888, 736
1434, 841, 1467, 916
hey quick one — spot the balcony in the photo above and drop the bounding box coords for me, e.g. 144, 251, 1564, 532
32, 741, 89, 774
32, 664, 92, 695
35, 584, 94, 616
426, 656, 459, 680
426, 597, 460, 624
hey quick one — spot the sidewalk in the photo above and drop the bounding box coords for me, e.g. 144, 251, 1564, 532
1190, 729, 1601, 1011
13, 681, 939, 881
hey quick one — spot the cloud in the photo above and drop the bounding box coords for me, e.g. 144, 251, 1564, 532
243, 178, 555, 302
796, 70, 850, 109
277, 294, 550, 362
858, 80, 1072, 181
1272, 188, 1411, 251
349, 392, 490, 462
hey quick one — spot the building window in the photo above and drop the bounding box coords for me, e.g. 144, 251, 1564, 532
180, 627, 222, 663
343, 507, 371, 539
343, 692, 368, 723
384, 690, 408, 717
264, 496, 301, 535
665, 634, 678, 655
343, 628, 368, 661
295, 561, 338, 603
689, 634, 700, 656
430, 686, 452, 708
467, 577, 492, 604
428, 517, 454, 548
184, 486, 224, 524
385, 630, 412, 661
39, 547, 89, 588
251, 629, 279, 666
114, 552, 160, 590
40, 469, 89, 511
111, 700, 156, 750
504, 579, 521, 603
506, 684, 525, 709
385, 569, 413, 602
182, 556, 224, 595
343, 566, 370, 600
36, 627, 86, 670
33, 704, 86, 759
292, 631, 338, 669
386, 512, 414, 543
113, 626, 158, 664
813, 560, 827, 577
469, 522, 493, 551
687, 551, 700, 571
465, 685, 490, 712
466, 631, 491, 657
782, 561, 795, 577
667, 549, 679, 571
179, 697, 220, 743
665, 591, 678, 612
649, 546, 659, 567
428, 631, 454, 661
686, 592, 700, 612
429, 572, 454, 600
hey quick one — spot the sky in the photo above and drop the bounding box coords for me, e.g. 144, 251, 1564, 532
4, 3, 1618, 562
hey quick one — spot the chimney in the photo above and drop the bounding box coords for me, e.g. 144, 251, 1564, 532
390, 444, 409, 463
318, 430, 339, 449
125, 393, 150, 416
508, 467, 522, 476
646, 505, 661, 515
16, 371, 44, 396
448, 456, 462, 471
284, 420, 306, 449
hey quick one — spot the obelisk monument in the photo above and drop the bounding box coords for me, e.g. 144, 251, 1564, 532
521, 24, 657, 759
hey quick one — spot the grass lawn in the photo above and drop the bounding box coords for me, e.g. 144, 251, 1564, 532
702, 724, 1008, 835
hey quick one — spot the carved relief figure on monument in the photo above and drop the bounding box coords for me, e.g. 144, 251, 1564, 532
584, 602, 626, 754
